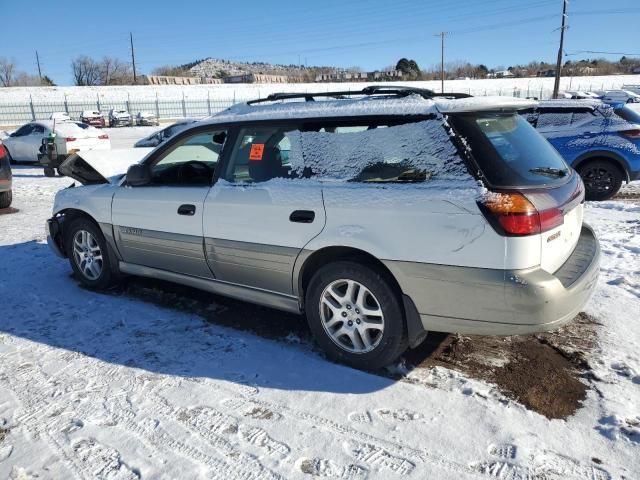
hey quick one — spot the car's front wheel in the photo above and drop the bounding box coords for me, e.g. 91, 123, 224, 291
64, 217, 117, 289
305, 261, 408, 370
578, 159, 624, 201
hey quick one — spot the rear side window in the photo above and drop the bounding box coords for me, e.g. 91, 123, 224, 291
450, 113, 570, 188
286, 119, 469, 183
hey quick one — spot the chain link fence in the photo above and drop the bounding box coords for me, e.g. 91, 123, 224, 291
0, 97, 239, 127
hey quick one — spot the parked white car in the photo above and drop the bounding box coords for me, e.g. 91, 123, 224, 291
3, 121, 110, 164
80, 110, 106, 127
134, 119, 198, 147
46, 87, 600, 369
598, 90, 640, 104
136, 111, 159, 126
108, 109, 133, 127
50, 112, 71, 122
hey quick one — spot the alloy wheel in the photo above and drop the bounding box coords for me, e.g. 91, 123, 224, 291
319, 279, 385, 354
72, 230, 103, 280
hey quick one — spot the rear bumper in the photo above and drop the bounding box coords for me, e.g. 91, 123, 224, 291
385, 224, 600, 335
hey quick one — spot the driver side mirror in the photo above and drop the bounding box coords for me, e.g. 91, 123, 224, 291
126, 164, 151, 186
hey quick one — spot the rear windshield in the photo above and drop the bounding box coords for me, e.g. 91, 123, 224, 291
450, 113, 570, 187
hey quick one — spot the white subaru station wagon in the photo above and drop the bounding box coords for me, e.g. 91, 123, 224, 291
47, 87, 600, 369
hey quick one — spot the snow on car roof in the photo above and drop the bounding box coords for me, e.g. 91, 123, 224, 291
206, 94, 536, 124
536, 99, 605, 109
35, 120, 94, 134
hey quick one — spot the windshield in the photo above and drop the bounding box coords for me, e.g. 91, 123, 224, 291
450, 113, 570, 187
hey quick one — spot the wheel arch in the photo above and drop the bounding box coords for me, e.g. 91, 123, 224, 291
53, 208, 118, 260
572, 150, 630, 182
295, 246, 427, 348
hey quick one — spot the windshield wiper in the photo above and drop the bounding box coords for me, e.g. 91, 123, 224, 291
528, 166, 568, 178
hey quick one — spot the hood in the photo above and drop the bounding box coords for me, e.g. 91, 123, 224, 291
59, 148, 153, 185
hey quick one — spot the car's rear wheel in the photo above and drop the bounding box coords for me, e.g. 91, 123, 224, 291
44, 167, 55, 177
64, 217, 117, 289
578, 159, 624, 201
0, 190, 12, 209
305, 261, 408, 370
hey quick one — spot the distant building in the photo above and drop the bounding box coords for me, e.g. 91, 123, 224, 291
314, 69, 402, 82
223, 73, 289, 84
142, 75, 222, 85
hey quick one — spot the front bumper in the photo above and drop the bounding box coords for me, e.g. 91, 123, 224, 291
111, 118, 132, 126
385, 224, 600, 335
46, 217, 66, 258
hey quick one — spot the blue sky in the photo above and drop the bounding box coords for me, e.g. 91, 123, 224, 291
3, 0, 639, 84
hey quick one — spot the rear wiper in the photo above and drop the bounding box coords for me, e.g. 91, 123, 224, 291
528, 166, 568, 178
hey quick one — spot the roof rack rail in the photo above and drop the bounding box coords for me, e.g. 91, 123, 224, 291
246, 86, 471, 105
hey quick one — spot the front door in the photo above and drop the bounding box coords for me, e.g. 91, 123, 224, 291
203, 124, 325, 295
112, 128, 228, 278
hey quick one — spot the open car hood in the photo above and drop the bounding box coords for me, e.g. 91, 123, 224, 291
59, 148, 153, 185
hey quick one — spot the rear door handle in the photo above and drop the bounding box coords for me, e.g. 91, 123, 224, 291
178, 204, 196, 216
289, 210, 315, 223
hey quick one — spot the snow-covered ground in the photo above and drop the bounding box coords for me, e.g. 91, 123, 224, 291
0, 128, 639, 479
1, 75, 639, 103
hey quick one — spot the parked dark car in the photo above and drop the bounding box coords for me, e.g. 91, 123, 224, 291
521, 100, 640, 200
0, 141, 13, 208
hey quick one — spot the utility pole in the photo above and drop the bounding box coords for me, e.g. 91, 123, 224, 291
435, 32, 447, 93
130, 32, 137, 84
35, 50, 42, 81
552, 0, 568, 99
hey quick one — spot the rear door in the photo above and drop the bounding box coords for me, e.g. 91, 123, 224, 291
203, 124, 325, 295
112, 128, 228, 278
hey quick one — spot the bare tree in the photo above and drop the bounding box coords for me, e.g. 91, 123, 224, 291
100, 56, 132, 85
0, 57, 16, 87
72, 55, 101, 86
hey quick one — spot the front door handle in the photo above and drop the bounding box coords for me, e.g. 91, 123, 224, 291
290, 210, 315, 223
178, 204, 196, 216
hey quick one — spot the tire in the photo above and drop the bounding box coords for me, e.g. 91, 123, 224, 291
305, 261, 408, 370
577, 159, 624, 201
56, 167, 64, 177
64, 217, 118, 290
0, 190, 11, 209
44, 167, 55, 177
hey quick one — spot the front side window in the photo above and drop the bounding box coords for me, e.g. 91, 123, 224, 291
150, 129, 227, 186
13, 125, 33, 137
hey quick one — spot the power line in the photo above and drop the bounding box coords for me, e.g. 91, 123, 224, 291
552, 0, 569, 99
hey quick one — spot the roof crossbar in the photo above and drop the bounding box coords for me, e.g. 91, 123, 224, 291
246, 86, 471, 105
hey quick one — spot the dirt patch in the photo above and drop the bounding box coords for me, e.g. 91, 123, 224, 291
404, 313, 599, 419
0, 207, 19, 216
613, 191, 640, 200
0, 427, 7, 443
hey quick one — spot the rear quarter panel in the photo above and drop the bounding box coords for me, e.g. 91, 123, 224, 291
308, 182, 513, 269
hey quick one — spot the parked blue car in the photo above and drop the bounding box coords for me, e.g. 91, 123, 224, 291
521, 100, 640, 200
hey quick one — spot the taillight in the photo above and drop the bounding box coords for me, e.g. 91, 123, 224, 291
0, 144, 7, 157
480, 192, 564, 236
621, 129, 640, 139
65, 137, 76, 142
98, 134, 109, 139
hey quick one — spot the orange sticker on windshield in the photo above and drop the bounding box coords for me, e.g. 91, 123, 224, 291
249, 143, 265, 161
